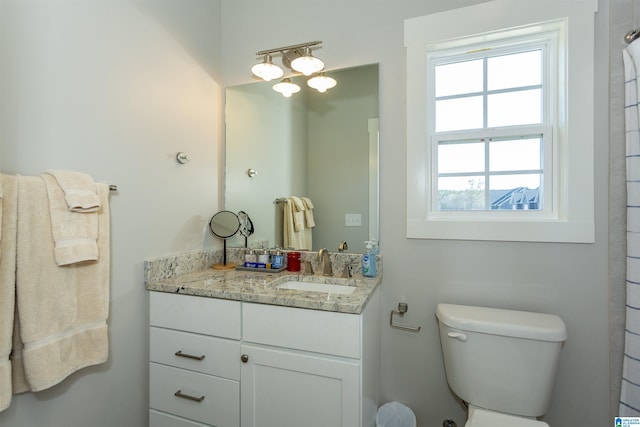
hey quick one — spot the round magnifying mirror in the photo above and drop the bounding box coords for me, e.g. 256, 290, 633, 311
209, 211, 240, 269
209, 210, 240, 239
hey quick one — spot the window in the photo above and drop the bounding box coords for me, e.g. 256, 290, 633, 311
405, 0, 597, 243
431, 40, 551, 214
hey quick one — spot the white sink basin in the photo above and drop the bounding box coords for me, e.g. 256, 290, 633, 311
276, 280, 356, 295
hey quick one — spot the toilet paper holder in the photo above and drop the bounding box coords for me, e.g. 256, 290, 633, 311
390, 303, 421, 332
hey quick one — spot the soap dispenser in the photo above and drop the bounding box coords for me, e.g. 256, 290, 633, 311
362, 241, 377, 278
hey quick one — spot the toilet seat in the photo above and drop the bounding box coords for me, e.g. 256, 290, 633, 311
465, 406, 550, 427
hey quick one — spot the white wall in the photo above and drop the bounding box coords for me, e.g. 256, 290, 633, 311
0, 1, 222, 426
220, 1, 610, 426
0, 0, 611, 426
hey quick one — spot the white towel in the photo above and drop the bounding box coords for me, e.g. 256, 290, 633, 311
42, 173, 99, 266
289, 197, 305, 232
43, 170, 101, 213
283, 198, 312, 250
290, 196, 305, 212
301, 197, 313, 209
0, 174, 17, 411
14, 176, 110, 392
301, 197, 315, 228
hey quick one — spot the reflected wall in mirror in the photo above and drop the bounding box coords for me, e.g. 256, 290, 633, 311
225, 64, 379, 253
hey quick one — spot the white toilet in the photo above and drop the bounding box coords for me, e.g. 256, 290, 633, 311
435, 303, 567, 427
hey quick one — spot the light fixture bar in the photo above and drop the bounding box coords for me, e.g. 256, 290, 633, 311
256, 41, 322, 57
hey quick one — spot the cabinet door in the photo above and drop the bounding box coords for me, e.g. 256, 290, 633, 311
240, 344, 360, 427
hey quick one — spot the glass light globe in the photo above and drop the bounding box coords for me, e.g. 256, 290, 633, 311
307, 74, 337, 93
290, 47, 324, 76
273, 78, 301, 98
251, 55, 284, 81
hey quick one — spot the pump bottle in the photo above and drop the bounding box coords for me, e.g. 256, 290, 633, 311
362, 241, 377, 278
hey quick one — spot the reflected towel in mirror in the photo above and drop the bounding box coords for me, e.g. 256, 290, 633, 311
284, 197, 312, 250
301, 197, 315, 228
289, 196, 305, 231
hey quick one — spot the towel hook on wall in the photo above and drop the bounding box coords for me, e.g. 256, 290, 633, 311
176, 152, 189, 164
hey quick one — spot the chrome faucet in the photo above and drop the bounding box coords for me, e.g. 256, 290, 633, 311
317, 248, 333, 276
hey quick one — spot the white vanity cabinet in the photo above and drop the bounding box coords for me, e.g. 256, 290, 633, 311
148, 289, 380, 427
149, 292, 242, 427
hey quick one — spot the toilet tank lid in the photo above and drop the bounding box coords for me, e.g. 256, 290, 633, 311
436, 304, 567, 342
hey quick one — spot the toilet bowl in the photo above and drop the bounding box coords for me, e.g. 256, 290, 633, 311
435, 304, 566, 427
466, 406, 549, 427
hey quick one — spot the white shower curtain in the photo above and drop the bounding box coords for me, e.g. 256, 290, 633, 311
621, 41, 640, 416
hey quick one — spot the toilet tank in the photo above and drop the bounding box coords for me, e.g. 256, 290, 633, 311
436, 304, 567, 418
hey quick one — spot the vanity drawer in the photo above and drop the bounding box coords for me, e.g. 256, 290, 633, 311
150, 363, 239, 427
150, 292, 241, 339
149, 409, 209, 427
242, 303, 361, 358
150, 327, 240, 380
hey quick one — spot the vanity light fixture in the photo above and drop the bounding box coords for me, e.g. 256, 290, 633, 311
307, 73, 337, 93
251, 41, 337, 97
272, 78, 301, 98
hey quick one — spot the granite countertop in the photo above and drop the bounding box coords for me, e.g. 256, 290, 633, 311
144, 249, 382, 314
145, 268, 381, 314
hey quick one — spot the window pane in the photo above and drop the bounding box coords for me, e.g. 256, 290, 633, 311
435, 59, 483, 97
489, 174, 541, 210
487, 89, 541, 127
487, 50, 542, 91
438, 142, 485, 173
438, 176, 485, 210
489, 138, 541, 172
436, 96, 483, 132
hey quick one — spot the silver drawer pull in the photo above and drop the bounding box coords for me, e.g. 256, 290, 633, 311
174, 390, 205, 402
175, 350, 206, 361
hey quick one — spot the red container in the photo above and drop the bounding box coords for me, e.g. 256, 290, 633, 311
287, 251, 301, 272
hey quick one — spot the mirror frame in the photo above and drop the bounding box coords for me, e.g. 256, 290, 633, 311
209, 210, 241, 239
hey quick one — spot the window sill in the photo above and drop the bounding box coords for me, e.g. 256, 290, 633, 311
407, 217, 594, 243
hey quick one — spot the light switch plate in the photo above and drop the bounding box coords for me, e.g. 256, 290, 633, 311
345, 213, 362, 227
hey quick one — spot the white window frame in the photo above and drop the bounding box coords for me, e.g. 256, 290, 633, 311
405, 0, 597, 243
